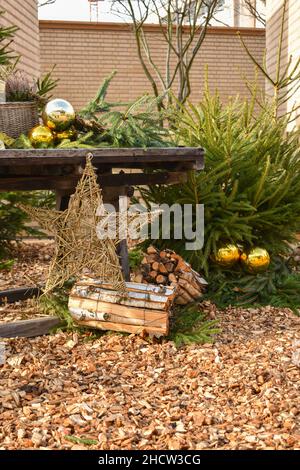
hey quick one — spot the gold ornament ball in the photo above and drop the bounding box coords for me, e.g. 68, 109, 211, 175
54, 127, 77, 142
42, 99, 75, 132
29, 125, 54, 148
213, 244, 240, 267
240, 247, 270, 273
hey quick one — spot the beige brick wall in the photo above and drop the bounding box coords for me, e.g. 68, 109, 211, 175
0, 0, 40, 78
266, 0, 300, 121
39, 21, 265, 110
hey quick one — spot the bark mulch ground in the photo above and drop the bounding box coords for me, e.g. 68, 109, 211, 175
0, 242, 299, 450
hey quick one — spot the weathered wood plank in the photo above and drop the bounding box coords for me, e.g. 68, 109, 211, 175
78, 278, 175, 296
0, 146, 204, 159
0, 171, 188, 191
72, 286, 171, 310
69, 307, 167, 330
77, 319, 168, 336
0, 316, 61, 338
0, 147, 204, 169
69, 297, 168, 326
70, 307, 166, 329
0, 287, 42, 305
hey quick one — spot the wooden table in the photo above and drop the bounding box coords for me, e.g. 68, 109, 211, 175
0, 147, 204, 298
0, 147, 204, 192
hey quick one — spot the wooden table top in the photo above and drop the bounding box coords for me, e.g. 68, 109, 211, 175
0, 147, 204, 169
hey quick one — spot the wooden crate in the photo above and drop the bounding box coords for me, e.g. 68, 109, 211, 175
68, 278, 176, 336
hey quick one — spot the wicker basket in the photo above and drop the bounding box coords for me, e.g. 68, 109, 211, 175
0, 101, 39, 139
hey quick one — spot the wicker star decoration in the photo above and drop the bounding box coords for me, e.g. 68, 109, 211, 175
22, 156, 126, 295
22, 156, 161, 296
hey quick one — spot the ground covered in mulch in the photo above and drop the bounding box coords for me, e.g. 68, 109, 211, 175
0, 242, 299, 450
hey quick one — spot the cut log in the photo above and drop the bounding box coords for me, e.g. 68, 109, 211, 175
178, 271, 193, 282
168, 273, 177, 284
178, 278, 202, 299
152, 261, 160, 271
178, 272, 203, 292
171, 253, 183, 261
133, 273, 143, 283
159, 263, 168, 274
149, 270, 158, 280
175, 259, 191, 272
177, 287, 194, 304
156, 274, 167, 284
165, 262, 175, 272
175, 296, 187, 305
146, 254, 159, 263
147, 246, 157, 255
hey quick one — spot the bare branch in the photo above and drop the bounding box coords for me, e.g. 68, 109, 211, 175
38, 0, 56, 7
111, 1, 222, 109
242, 0, 266, 27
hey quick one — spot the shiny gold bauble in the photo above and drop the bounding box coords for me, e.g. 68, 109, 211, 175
54, 127, 77, 142
240, 247, 270, 273
42, 99, 75, 132
28, 125, 54, 147
213, 244, 240, 267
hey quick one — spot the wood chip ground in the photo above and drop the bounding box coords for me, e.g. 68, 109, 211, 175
0, 242, 299, 450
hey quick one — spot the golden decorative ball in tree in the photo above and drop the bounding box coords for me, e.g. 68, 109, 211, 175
42, 99, 75, 132
240, 247, 270, 273
54, 127, 77, 142
28, 125, 54, 148
213, 244, 240, 267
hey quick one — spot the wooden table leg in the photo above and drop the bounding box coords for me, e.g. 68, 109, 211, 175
102, 184, 132, 282
55, 190, 71, 211
118, 193, 130, 282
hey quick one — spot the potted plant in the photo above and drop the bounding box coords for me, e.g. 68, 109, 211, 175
0, 11, 58, 138
0, 68, 58, 138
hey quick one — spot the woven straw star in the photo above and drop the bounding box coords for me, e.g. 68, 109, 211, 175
22, 156, 161, 296
22, 156, 126, 294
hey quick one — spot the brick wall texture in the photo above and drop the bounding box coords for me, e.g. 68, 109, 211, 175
39, 21, 265, 110
266, 0, 300, 123
0, 0, 40, 78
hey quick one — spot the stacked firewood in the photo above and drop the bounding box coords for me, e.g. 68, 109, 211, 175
131, 246, 207, 305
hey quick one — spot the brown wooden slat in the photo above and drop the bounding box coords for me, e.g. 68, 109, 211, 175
71, 286, 170, 310
0, 172, 187, 191
0, 317, 61, 338
77, 319, 168, 336
0, 176, 79, 191
78, 278, 175, 296
0, 147, 204, 168
0, 287, 42, 305
69, 296, 168, 325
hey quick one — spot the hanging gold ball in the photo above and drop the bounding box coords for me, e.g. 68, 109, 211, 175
54, 127, 77, 142
42, 99, 75, 132
213, 244, 240, 267
28, 125, 54, 148
240, 247, 270, 273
